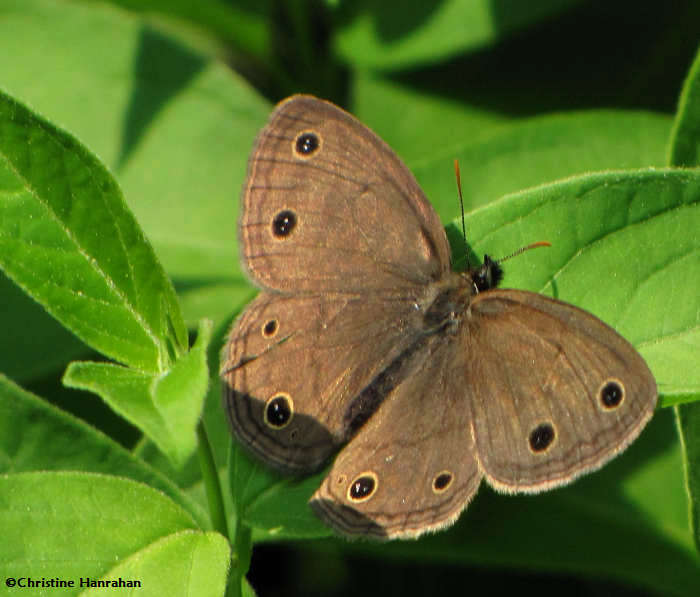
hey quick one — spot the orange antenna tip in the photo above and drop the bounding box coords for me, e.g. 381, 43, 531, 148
498, 241, 551, 263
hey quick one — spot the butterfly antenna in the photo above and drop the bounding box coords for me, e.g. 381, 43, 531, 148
454, 160, 469, 267
497, 241, 551, 263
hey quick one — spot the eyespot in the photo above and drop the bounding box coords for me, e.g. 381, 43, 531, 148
271, 210, 297, 238
432, 471, 454, 494
294, 131, 320, 157
529, 422, 556, 453
264, 393, 293, 429
347, 472, 378, 503
599, 379, 625, 410
261, 318, 278, 338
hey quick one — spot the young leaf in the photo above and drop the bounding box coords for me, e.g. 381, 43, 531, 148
63, 319, 212, 467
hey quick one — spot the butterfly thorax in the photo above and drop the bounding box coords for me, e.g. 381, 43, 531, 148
421, 255, 504, 334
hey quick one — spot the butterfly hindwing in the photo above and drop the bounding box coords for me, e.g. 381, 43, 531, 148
464, 289, 657, 492
310, 333, 482, 539
222, 290, 429, 473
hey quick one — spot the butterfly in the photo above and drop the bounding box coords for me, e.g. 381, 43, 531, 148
221, 95, 657, 539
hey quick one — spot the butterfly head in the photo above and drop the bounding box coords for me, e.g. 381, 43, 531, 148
469, 241, 551, 293
471, 255, 503, 293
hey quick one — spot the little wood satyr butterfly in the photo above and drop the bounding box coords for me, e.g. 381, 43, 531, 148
220, 95, 657, 539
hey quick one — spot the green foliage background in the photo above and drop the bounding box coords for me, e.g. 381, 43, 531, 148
0, 1, 699, 596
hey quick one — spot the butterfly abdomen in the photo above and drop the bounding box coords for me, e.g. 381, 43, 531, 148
342, 330, 437, 440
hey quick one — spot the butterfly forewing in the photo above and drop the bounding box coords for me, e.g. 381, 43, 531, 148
239, 96, 451, 294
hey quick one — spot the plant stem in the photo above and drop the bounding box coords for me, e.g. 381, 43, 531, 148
197, 419, 229, 538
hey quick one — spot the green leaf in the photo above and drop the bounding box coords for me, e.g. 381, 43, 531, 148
246, 472, 330, 540
0, 89, 187, 372
0, 270, 90, 382
334, 0, 586, 71
669, 46, 700, 167
677, 402, 700, 553
0, 374, 208, 528
667, 44, 700, 555
0, 0, 268, 379
0, 472, 229, 595
241, 576, 257, 597
64, 319, 212, 467
227, 442, 329, 541
79, 0, 273, 62
80, 530, 230, 597
419, 109, 672, 217
152, 319, 212, 446
459, 168, 700, 403
353, 76, 672, 222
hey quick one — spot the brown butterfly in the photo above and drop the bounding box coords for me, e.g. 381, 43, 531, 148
221, 95, 657, 539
